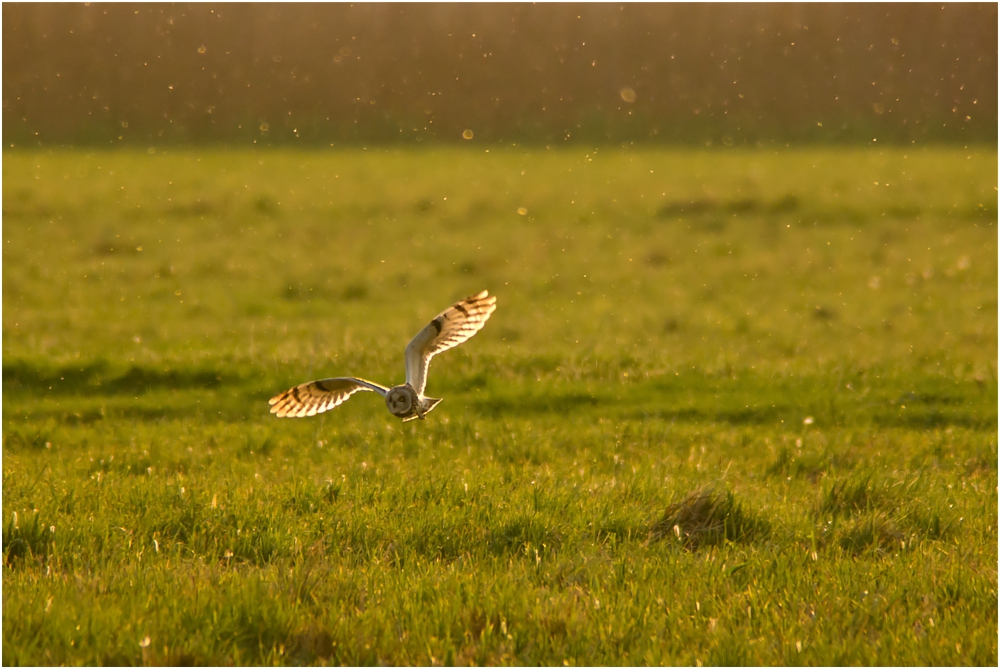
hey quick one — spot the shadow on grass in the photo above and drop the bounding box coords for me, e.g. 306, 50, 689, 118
625, 406, 784, 425
472, 392, 603, 416
471, 390, 992, 429
3, 360, 226, 396
474, 391, 786, 426
7, 359, 995, 431
656, 194, 800, 219
2, 404, 275, 435
3, 511, 53, 568
871, 408, 997, 431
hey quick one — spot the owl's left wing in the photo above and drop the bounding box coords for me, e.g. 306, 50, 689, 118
404, 290, 497, 396
269, 377, 388, 418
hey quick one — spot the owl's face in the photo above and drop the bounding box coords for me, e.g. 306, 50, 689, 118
385, 385, 416, 418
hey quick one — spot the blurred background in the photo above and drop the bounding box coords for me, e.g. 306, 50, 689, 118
3, 2, 997, 147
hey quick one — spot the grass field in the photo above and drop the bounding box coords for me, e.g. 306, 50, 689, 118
2, 146, 997, 665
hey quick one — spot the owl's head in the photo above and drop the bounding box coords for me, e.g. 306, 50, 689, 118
385, 385, 416, 417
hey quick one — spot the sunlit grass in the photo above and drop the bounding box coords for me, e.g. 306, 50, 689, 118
3, 146, 997, 665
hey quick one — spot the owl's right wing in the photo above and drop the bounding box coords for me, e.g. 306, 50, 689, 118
268, 377, 388, 418
404, 290, 497, 396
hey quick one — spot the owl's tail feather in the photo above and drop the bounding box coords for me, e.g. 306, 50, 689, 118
401, 397, 443, 422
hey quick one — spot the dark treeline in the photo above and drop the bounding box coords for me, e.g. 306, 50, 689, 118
3, 3, 996, 147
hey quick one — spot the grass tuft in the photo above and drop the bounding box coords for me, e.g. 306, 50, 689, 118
818, 471, 960, 547
766, 445, 853, 481
649, 489, 770, 549
3, 511, 53, 568
836, 513, 906, 555
818, 470, 888, 518
488, 512, 562, 557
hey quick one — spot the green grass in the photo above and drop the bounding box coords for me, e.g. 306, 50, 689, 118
3, 146, 997, 665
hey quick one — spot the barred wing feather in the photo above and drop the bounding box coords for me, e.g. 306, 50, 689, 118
404, 290, 497, 396
269, 377, 388, 418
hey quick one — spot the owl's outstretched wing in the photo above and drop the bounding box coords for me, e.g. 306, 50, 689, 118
404, 290, 497, 396
269, 377, 388, 418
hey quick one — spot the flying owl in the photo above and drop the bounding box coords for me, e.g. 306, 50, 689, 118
269, 290, 497, 422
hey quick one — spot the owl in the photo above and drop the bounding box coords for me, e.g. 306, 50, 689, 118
269, 290, 497, 422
